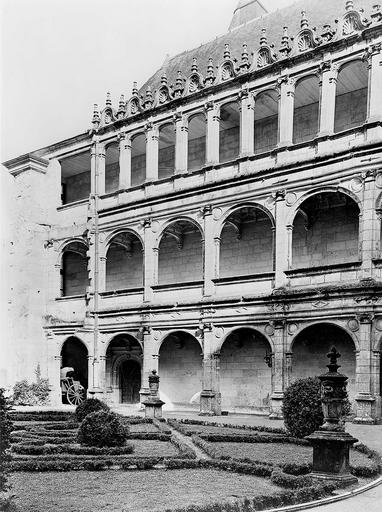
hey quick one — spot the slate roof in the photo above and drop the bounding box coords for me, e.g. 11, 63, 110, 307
140, 0, 377, 94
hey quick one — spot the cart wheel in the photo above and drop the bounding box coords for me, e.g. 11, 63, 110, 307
66, 384, 85, 405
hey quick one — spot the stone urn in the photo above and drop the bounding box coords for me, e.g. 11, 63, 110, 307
142, 370, 165, 418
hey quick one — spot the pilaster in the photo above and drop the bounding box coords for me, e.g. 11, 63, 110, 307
145, 121, 159, 182
143, 218, 155, 302
52, 355, 62, 406
205, 100, 220, 165
269, 320, 285, 419
366, 43, 382, 125
360, 172, 377, 279
118, 131, 132, 189
239, 88, 254, 157
354, 314, 376, 423
200, 325, 221, 416
318, 61, 337, 137
277, 76, 295, 148
274, 190, 289, 288
202, 205, 215, 297
141, 328, 159, 403
174, 112, 188, 174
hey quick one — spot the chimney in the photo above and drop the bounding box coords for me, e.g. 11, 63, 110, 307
229, 0, 268, 30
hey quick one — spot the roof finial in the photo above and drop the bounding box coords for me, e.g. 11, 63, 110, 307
106, 92, 112, 108
240, 43, 250, 73
371, 4, 382, 23
144, 86, 153, 110
260, 28, 267, 46
173, 70, 184, 97
204, 57, 216, 86
345, 0, 354, 11
132, 82, 138, 97
191, 57, 198, 73
300, 11, 309, 29
161, 73, 168, 85
224, 43, 231, 60
92, 104, 100, 130
117, 95, 126, 119
280, 26, 292, 57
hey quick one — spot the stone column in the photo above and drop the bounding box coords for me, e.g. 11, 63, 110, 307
318, 61, 337, 137
367, 43, 382, 124
174, 112, 188, 174
141, 328, 159, 404
118, 131, 132, 189
277, 76, 295, 148
202, 205, 215, 296
52, 355, 62, 406
200, 326, 221, 415
55, 262, 63, 297
274, 190, 289, 288
360, 172, 377, 279
270, 320, 285, 419
93, 143, 105, 196
354, 314, 376, 423
99, 256, 107, 292
145, 121, 159, 182
143, 219, 155, 302
239, 88, 254, 157
87, 355, 95, 395
285, 351, 293, 389
205, 100, 220, 165
371, 350, 381, 421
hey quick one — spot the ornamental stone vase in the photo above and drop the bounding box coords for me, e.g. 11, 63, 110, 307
142, 370, 165, 418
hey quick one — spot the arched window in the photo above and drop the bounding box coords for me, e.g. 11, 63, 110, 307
219, 102, 240, 163
61, 337, 88, 403
292, 192, 360, 268
254, 90, 278, 153
334, 60, 368, 133
220, 207, 274, 278
187, 114, 206, 171
158, 123, 175, 179
131, 133, 146, 187
293, 76, 320, 143
158, 220, 203, 285
105, 142, 120, 193
61, 242, 88, 296
106, 232, 143, 291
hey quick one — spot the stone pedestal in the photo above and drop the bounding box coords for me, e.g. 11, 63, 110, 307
199, 390, 221, 416
353, 393, 376, 424
269, 391, 284, 420
306, 430, 358, 485
142, 370, 165, 418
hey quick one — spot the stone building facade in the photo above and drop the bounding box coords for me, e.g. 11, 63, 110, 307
3, 0, 382, 422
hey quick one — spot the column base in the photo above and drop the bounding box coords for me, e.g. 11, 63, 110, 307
310, 472, 358, 486
354, 394, 376, 424
269, 392, 284, 420
199, 390, 221, 416
142, 398, 165, 419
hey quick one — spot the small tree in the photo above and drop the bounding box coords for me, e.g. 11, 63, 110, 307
75, 398, 110, 423
77, 410, 128, 447
0, 388, 13, 492
12, 364, 50, 405
282, 377, 324, 438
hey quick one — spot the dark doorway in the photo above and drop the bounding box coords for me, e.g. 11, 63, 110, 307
120, 360, 141, 403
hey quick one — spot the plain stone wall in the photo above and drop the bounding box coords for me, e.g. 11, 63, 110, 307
106, 242, 143, 290
188, 135, 206, 171
220, 126, 240, 163
220, 330, 272, 411
63, 171, 91, 204
158, 230, 203, 284
335, 88, 368, 133
159, 334, 202, 405
62, 252, 88, 296
105, 162, 119, 193
292, 203, 359, 268
254, 115, 278, 153
159, 145, 175, 179
293, 102, 319, 143
220, 218, 273, 277
132, 154, 146, 186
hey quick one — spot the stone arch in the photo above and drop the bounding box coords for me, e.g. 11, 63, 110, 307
218, 205, 275, 278
158, 330, 203, 408
254, 88, 279, 153
157, 329, 203, 351
293, 74, 320, 143
157, 218, 204, 285
290, 190, 360, 268
158, 122, 176, 179
105, 140, 120, 194
60, 336, 88, 403
290, 322, 357, 401
187, 112, 206, 171
216, 202, 275, 237
219, 100, 240, 163
156, 216, 204, 247
218, 327, 273, 412
376, 190, 382, 258
105, 231, 144, 291
334, 59, 368, 133
60, 240, 89, 297
131, 132, 146, 186
105, 333, 143, 404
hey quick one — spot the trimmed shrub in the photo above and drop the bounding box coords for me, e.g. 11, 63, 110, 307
77, 410, 128, 447
170, 435, 197, 459
12, 365, 50, 406
75, 398, 109, 423
271, 468, 313, 489
0, 388, 13, 492
282, 377, 323, 438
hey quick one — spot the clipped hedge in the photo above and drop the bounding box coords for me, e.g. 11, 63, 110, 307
170, 435, 197, 459
78, 410, 128, 447
75, 398, 110, 423
128, 432, 171, 441
168, 418, 286, 436
12, 443, 134, 455
9, 411, 74, 422
271, 468, 313, 489
197, 433, 309, 445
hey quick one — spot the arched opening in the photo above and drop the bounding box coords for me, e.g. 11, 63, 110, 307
334, 60, 368, 133
61, 241, 88, 296
219, 102, 240, 163
105, 142, 120, 193
131, 133, 146, 187
220, 328, 272, 412
188, 113, 206, 171
158, 123, 175, 179
291, 323, 356, 402
105, 232, 143, 291
61, 337, 88, 403
219, 207, 274, 278
158, 220, 203, 285
293, 76, 320, 143
105, 334, 142, 404
292, 192, 360, 269
254, 90, 278, 153
159, 331, 202, 408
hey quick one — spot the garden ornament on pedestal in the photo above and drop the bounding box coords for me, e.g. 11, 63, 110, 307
142, 370, 165, 418
306, 346, 358, 485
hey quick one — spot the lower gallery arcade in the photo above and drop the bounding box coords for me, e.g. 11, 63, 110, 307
52, 320, 381, 421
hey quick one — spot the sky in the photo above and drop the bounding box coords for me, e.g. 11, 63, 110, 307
1, 0, 296, 162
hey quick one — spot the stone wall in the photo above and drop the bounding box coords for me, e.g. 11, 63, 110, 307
188, 135, 206, 171
158, 145, 175, 179
220, 330, 272, 412
106, 242, 143, 290
220, 218, 273, 277
334, 88, 368, 133
254, 115, 278, 153
105, 162, 119, 194
62, 252, 88, 296
293, 102, 319, 143
220, 126, 240, 163
158, 230, 203, 284
63, 171, 91, 204
132, 154, 146, 186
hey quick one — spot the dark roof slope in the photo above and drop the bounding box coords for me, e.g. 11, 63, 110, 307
140, 0, 376, 94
